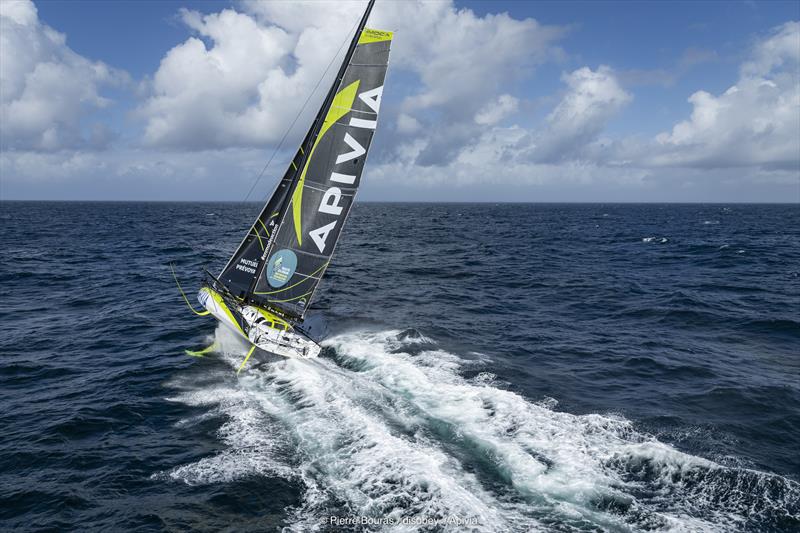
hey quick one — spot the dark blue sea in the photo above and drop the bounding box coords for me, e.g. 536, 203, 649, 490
1, 202, 798, 532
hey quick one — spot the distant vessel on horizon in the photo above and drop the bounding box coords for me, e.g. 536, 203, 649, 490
184, 0, 392, 369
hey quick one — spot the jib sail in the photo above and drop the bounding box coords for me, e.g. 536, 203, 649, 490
219, 0, 391, 319
217, 161, 295, 299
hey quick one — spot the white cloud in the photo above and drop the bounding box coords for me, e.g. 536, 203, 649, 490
138, 5, 343, 149
741, 21, 800, 77
0, 0, 126, 151
653, 21, 799, 170
374, 4, 564, 118
0, 0, 36, 26
530, 66, 631, 163
382, 64, 629, 171
381, 64, 631, 174
396, 113, 421, 134
138, 1, 369, 149
475, 94, 519, 125
137, 0, 565, 153
372, 2, 565, 166
372, 13, 799, 201
370, 21, 798, 197
368, 123, 652, 192
366, 18, 799, 200
369, 65, 635, 190
0, 145, 287, 200
2, 1, 796, 202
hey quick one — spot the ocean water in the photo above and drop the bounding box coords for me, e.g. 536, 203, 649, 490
1, 201, 798, 532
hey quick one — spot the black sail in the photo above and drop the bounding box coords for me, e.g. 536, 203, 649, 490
250, 28, 392, 317
217, 0, 391, 319
217, 159, 296, 298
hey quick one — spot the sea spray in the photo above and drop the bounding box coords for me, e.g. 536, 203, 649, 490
157, 326, 799, 531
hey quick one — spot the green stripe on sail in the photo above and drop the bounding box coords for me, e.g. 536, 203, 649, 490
292, 79, 361, 245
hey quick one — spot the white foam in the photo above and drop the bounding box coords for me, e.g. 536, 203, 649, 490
471, 371, 497, 385
156, 326, 798, 531
326, 332, 641, 526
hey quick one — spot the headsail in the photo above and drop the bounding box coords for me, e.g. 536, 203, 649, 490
218, 0, 391, 319
218, 162, 294, 298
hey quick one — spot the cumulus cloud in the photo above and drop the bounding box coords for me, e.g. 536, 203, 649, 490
741, 21, 800, 77
137, 0, 565, 154
652, 21, 799, 170
138, 4, 345, 148
2, 0, 797, 202
475, 94, 519, 126
0, 0, 126, 151
531, 66, 631, 163
364, 22, 800, 201
376, 64, 630, 180
367, 122, 652, 194
371, 20, 798, 196
374, 3, 565, 166
373, 4, 563, 117
369, 65, 634, 190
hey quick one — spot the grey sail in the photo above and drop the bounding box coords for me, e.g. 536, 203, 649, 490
217, 0, 392, 320
251, 28, 392, 318
217, 161, 295, 298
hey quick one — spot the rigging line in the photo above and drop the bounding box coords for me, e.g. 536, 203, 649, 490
242, 17, 361, 204
170, 263, 210, 316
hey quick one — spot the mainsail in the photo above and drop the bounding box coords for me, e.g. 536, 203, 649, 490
219, 0, 391, 319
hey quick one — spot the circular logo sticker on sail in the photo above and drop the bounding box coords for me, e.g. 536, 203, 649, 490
266, 249, 297, 288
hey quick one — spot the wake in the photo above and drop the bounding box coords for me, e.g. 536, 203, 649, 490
159, 326, 799, 532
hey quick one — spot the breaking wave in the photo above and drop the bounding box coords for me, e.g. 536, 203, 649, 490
158, 327, 799, 531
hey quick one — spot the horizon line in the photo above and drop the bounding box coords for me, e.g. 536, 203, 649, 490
1, 199, 799, 205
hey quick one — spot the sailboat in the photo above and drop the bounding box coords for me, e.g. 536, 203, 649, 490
190, 0, 391, 367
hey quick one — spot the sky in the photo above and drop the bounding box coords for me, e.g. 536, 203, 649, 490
0, 0, 798, 202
